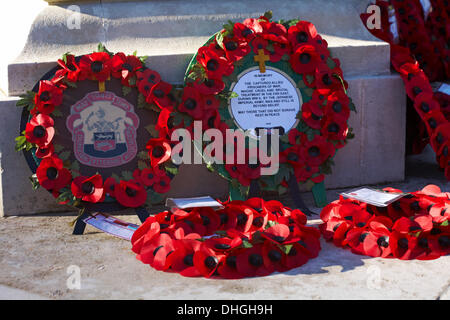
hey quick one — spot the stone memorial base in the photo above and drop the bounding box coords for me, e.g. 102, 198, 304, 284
0, 0, 406, 216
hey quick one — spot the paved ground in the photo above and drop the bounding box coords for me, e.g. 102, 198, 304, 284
0, 146, 449, 300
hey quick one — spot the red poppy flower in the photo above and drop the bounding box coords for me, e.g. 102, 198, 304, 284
111, 52, 142, 86
193, 77, 225, 95
140, 166, 165, 187
280, 145, 303, 168
78, 51, 112, 82
165, 238, 202, 277
197, 46, 233, 78
148, 81, 174, 110
299, 135, 335, 167
56, 54, 83, 82
389, 231, 419, 260
216, 251, 243, 279
153, 174, 171, 194
404, 71, 433, 98
281, 241, 311, 269
261, 224, 291, 245
115, 180, 147, 208
260, 21, 288, 44
261, 241, 285, 273
35, 143, 54, 159
25, 114, 55, 147
236, 244, 270, 277
146, 138, 171, 167
301, 100, 324, 129
290, 44, 321, 75
205, 236, 242, 253
392, 215, 433, 234
136, 69, 161, 97
423, 110, 447, 136
429, 203, 450, 224
103, 177, 117, 198
233, 19, 263, 42
178, 86, 205, 119
34, 80, 63, 115
288, 20, 319, 49
320, 115, 349, 142
361, 228, 392, 258
222, 36, 251, 62
193, 243, 223, 277
324, 90, 350, 121
36, 156, 71, 191
315, 63, 343, 92
137, 232, 175, 271
223, 203, 254, 234
71, 174, 104, 203
194, 207, 221, 235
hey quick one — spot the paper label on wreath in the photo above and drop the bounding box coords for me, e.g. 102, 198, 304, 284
419, 0, 432, 19
229, 66, 301, 137
341, 187, 406, 207
388, 5, 399, 44
83, 212, 139, 240
66, 91, 140, 168
166, 196, 224, 212
437, 83, 450, 96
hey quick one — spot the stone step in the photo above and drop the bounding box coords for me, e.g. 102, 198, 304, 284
5, 0, 389, 95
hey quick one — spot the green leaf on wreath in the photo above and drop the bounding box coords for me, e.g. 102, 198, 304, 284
122, 86, 132, 96
29, 174, 40, 190
65, 80, 77, 88
137, 93, 146, 109
52, 109, 63, 117
147, 189, 165, 205
128, 76, 137, 86
16, 91, 36, 111
14, 136, 27, 151
145, 124, 159, 137
348, 97, 357, 113
58, 150, 71, 161
265, 220, 278, 229
111, 173, 121, 182
441, 220, 449, 227
263, 10, 273, 20
138, 160, 148, 171
280, 134, 290, 144
215, 31, 225, 50
304, 87, 314, 97
165, 165, 179, 175
326, 57, 336, 69
223, 20, 234, 35
139, 56, 148, 64
137, 151, 149, 160
61, 52, 71, 64
53, 144, 64, 153
305, 74, 315, 85
241, 240, 253, 249
70, 161, 80, 175
279, 244, 293, 255
121, 170, 134, 181
239, 185, 249, 198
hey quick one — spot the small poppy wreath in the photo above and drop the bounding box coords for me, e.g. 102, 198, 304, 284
15, 44, 180, 209
320, 185, 450, 260
178, 11, 356, 199
361, 3, 450, 180
131, 197, 321, 279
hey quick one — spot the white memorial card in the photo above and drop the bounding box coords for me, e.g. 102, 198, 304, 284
83, 212, 139, 240
340, 187, 407, 207
165, 196, 224, 212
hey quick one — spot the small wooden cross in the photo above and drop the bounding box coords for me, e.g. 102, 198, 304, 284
254, 49, 270, 73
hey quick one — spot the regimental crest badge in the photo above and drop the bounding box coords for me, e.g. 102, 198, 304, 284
66, 91, 140, 168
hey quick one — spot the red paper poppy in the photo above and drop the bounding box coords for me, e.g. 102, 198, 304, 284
36, 156, 71, 191
193, 243, 223, 277
320, 115, 349, 142
103, 177, 117, 198
222, 36, 251, 62
324, 90, 350, 121
114, 180, 147, 208
301, 100, 324, 130
25, 113, 55, 147
233, 19, 263, 42
111, 52, 142, 86
56, 54, 83, 82
35, 143, 54, 159
288, 20, 319, 49
290, 44, 321, 75
137, 232, 175, 271
165, 238, 202, 277
178, 86, 205, 119
146, 138, 172, 167
193, 77, 225, 95
78, 51, 112, 82
140, 167, 164, 187
299, 135, 335, 167
281, 241, 311, 269
148, 81, 174, 110
136, 69, 161, 97
389, 231, 419, 260
34, 80, 63, 115
71, 174, 104, 203
197, 46, 234, 79
260, 21, 288, 44
236, 244, 270, 278
261, 224, 291, 245
153, 174, 171, 194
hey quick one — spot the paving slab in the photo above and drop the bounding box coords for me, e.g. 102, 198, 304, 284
0, 146, 449, 300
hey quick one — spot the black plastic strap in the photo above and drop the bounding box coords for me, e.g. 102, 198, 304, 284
72, 211, 91, 235
287, 175, 316, 216
135, 207, 150, 223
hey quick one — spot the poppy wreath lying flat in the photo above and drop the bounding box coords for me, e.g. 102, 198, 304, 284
15, 44, 180, 209
131, 197, 321, 279
177, 11, 355, 199
361, 2, 450, 179
320, 185, 450, 260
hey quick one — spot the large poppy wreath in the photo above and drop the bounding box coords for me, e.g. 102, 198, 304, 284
320, 185, 450, 260
177, 11, 356, 199
15, 44, 179, 209
131, 197, 321, 279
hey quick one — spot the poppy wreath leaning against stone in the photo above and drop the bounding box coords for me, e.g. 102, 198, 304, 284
361, 2, 450, 179
320, 185, 450, 260
15, 44, 180, 209
131, 197, 321, 279
177, 11, 356, 199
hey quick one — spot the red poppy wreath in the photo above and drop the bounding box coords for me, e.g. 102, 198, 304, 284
15, 44, 180, 209
361, 1, 450, 179
131, 197, 321, 279
176, 11, 356, 201
320, 185, 450, 260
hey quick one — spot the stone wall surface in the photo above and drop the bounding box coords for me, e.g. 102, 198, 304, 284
0, 0, 408, 215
